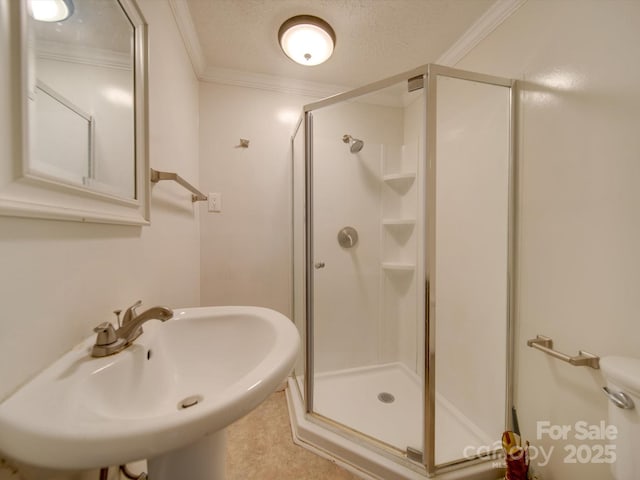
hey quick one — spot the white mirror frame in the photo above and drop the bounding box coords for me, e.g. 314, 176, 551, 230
0, 0, 150, 225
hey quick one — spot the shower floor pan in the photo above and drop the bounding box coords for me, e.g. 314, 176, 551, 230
314, 363, 423, 453
288, 362, 496, 479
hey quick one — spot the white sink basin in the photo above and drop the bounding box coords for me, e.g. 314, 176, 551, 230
0, 306, 300, 471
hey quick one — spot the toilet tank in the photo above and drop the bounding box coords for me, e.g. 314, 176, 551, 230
600, 356, 640, 480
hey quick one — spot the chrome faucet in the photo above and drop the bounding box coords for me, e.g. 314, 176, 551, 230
92, 300, 173, 357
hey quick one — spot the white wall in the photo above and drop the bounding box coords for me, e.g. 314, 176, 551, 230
0, 0, 200, 478
198, 83, 312, 315
456, 1, 640, 478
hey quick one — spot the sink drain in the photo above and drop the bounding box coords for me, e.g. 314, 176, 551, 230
377, 392, 395, 404
178, 395, 203, 410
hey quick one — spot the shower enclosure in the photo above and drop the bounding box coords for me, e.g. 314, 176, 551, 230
289, 64, 515, 478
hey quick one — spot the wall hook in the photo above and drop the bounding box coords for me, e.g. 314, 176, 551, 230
235, 138, 250, 148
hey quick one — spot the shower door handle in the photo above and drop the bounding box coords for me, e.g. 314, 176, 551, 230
314, 262, 325, 269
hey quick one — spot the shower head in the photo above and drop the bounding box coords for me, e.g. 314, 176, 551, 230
342, 134, 364, 153
350, 139, 364, 153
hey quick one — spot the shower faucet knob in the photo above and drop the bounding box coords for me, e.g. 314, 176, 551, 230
338, 226, 358, 248
315, 262, 325, 269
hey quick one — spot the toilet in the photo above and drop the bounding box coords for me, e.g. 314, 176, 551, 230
600, 356, 640, 480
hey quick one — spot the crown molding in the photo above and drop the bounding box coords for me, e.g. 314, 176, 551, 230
199, 66, 348, 99
436, 0, 527, 66
37, 40, 131, 70
167, 0, 206, 76
169, 0, 527, 96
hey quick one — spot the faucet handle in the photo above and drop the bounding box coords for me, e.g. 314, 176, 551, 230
93, 322, 118, 346
122, 300, 142, 325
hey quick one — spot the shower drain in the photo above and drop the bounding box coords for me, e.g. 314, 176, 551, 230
377, 392, 395, 404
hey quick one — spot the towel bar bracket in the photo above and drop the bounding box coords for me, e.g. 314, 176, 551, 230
527, 335, 600, 369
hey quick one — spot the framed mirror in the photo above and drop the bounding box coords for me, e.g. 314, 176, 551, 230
0, 0, 149, 225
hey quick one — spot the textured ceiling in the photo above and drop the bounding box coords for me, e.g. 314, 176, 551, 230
185, 0, 497, 88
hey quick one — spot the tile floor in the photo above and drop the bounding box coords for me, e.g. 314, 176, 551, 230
226, 389, 361, 480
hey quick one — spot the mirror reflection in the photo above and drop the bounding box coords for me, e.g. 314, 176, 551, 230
27, 0, 136, 199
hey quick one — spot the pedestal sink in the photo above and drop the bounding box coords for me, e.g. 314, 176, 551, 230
0, 306, 300, 480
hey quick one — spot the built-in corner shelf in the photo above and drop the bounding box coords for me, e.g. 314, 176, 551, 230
382, 172, 416, 186
382, 262, 415, 272
382, 218, 416, 227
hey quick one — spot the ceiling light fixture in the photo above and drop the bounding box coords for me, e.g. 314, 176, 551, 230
278, 15, 336, 66
29, 0, 75, 22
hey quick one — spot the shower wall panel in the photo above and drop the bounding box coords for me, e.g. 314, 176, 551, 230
379, 140, 420, 372
312, 101, 403, 373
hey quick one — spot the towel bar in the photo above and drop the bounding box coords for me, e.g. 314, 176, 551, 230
150, 168, 207, 203
527, 335, 600, 369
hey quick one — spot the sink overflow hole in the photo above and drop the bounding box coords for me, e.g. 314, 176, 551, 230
147, 350, 152, 360
378, 392, 395, 404
178, 395, 203, 410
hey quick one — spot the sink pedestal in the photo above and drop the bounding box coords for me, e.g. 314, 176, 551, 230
148, 430, 226, 480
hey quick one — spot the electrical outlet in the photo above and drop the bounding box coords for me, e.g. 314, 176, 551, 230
208, 192, 222, 213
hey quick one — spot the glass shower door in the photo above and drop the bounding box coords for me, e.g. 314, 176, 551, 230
306, 76, 427, 456
426, 65, 514, 471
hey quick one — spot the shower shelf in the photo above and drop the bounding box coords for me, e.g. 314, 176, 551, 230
382, 173, 416, 184
382, 262, 415, 272
382, 218, 416, 226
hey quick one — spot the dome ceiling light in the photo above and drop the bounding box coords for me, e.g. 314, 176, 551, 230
278, 15, 336, 66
